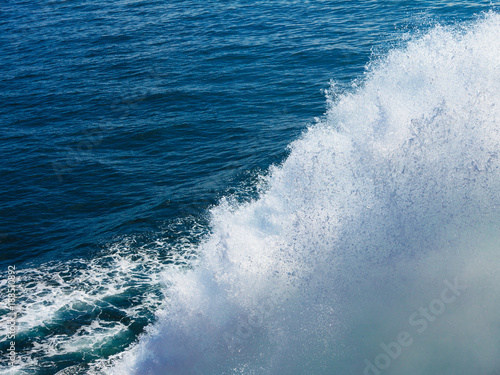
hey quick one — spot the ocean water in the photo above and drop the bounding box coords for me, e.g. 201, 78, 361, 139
0, 1, 499, 374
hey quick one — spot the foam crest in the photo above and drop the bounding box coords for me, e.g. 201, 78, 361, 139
107, 13, 500, 375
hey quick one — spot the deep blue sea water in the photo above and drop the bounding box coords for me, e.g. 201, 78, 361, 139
1, 1, 500, 374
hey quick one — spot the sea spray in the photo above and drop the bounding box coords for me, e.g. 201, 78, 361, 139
107, 12, 500, 375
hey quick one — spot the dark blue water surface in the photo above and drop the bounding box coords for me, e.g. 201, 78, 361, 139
0, 1, 497, 374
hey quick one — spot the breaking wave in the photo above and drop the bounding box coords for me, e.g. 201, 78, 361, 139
108, 12, 498, 375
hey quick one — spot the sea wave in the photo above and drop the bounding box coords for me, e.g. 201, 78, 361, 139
104, 11, 500, 375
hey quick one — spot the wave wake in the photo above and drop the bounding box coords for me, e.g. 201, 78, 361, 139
107, 13, 500, 375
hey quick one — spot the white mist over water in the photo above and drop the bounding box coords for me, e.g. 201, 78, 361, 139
107, 13, 500, 375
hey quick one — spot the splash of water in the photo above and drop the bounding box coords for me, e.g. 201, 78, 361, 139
107, 12, 500, 375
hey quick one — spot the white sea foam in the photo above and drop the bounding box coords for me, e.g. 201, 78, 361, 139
0, 237, 192, 375
103, 12, 500, 375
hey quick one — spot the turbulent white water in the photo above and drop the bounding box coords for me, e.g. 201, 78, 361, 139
106, 13, 500, 375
